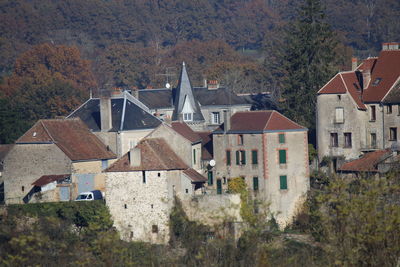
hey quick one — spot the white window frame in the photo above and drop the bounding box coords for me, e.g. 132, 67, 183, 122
211, 112, 220, 124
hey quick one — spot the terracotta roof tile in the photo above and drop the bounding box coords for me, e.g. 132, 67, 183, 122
32, 174, 70, 187
171, 121, 202, 143
106, 138, 188, 172
183, 168, 207, 183
17, 118, 116, 161
356, 57, 377, 72
339, 149, 392, 172
362, 50, 400, 102
317, 73, 347, 94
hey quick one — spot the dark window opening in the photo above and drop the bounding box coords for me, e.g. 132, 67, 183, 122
370, 133, 377, 148
208, 171, 213, 186
185, 189, 189, 194
390, 127, 397, 141
158, 172, 161, 177
371, 105, 376, 121
142, 171, 146, 183
344, 133, 352, 148
252, 150, 258, 164
124, 204, 127, 209
330, 133, 338, 147
152, 225, 158, 233
226, 150, 231, 166
238, 134, 244, 145
253, 177, 259, 192
372, 78, 382, 86
21, 186, 24, 192
387, 105, 392, 114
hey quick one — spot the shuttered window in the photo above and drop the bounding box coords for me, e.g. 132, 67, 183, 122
279, 133, 285, 144
226, 150, 231, 165
240, 150, 246, 165
252, 150, 258, 164
236, 151, 240, 165
253, 177, 259, 191
279, 150, 286, 164
280, 175, 287, 190
335, 107, 344, 123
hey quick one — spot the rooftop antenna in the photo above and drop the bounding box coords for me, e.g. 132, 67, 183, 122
156, 67, 176, 89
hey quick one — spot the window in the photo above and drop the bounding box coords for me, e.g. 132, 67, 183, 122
185, 189, 189, 194
398, 105, 400, 116
124, 204, 127, 209
21, 186, 24, 192
372, 78, 382, 86
217, 179, 222, 195
370, 133, 377, 148
158, 172, 161, 177
208, 171, 213, 185
238, 134, 244, 145
335, 107, 344, 123
387, 105, 393, 114
251, 150, 258, 165
152, 225, 159, 233
279, 133, 285, 144
193, 149, 196, 165
330, 133, 338, 147
390, 127, 397, 141
344, 133, 352, 148
226, 150, 231, 166
279, 175, 288, 190
370, 105, 376, 121
279, 150, 287, 164
183, 113, 192, 121
211, 112, 220, 124
236, 150, 246, 165
142, 171, 146, 183
253, 177, 259, 192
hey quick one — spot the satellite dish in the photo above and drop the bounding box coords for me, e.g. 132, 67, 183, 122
166, 82, 171, 89
209, 159, 216, 167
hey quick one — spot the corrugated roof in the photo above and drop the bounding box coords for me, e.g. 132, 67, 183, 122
197, 131, 213, 160
361, 50, 400, 103
32, 174, 70, 187
339, 149, 392, 172
183, 168, 207, 183
105, 138, 188, 172
17, 118, 116, 161
171, 121, 202, 143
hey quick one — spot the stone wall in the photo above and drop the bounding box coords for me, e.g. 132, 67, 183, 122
3, 144, 71, 204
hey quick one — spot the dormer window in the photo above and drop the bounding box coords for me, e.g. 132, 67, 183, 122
372, 78, 382, 86
183, 113, 193, 121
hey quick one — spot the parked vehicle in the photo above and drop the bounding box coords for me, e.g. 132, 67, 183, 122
75, 190, 103, 201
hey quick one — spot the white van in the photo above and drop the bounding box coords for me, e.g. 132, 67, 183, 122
75, 190, 103, 201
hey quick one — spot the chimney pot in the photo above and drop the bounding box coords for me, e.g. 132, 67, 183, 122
351, 57, 358, 71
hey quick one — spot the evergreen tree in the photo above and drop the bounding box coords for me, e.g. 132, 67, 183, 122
281, 0, 339, 131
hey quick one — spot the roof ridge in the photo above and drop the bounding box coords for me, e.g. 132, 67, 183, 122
264, 110, 275, 130
40, 121, 55, 142
145, 139, 169, 169
317, 73, 340, 94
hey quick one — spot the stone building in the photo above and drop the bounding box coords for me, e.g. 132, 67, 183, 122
317, 43, 400, 169
212, 110, 310, 226
105, 138, 207, 244
68, 90, 162, 157
138, 62, 264, 131
3, 118, 116, 204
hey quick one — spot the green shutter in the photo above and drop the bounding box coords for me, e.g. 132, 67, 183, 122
236, 151, 240, 165
252, 150, 258, 164
208, 171, 213, 185
241, 150, 246, 165
193, 149, 196, 164
279, 150, 286, 164
226, 150, 231, 166
253, 177, 259, 191
280, 175, 287, 190
279, 134, 285, 144
217, 179, 222, 194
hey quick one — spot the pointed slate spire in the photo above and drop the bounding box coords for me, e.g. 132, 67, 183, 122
172, 62, 204, 122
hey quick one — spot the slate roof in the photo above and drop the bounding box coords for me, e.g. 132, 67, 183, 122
0, 144, 14, 171
17, 118, 116, 161
317, 72, 367, 110
183, 168, 207, 183
105, 138, 188, 172
172, 62, 204, 121
197, 131, 213, 160
32, 174, 70, 187
363, 50, 400, 103
339, 149, 392, 172
193, 87, 249, 106
139, 89, 172, 109
68, 91, 161, 132
171, 121, 202, 144
382, 80, 400, 103
215, 110, 306, 134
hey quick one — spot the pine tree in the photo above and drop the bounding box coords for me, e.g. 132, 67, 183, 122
281, 0, 339, 131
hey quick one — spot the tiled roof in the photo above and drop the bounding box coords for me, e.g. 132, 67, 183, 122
339, 149, 392, 172
183, 168, 207, 183
356, 57, 377, 73
105, 138, 188, 172
0, 144, 14, 171
363, 50, 400, 102
32, 174, 70, 187
68, 91, 161, 131
17, 118, 116, 161
317, 72, 367, 110
171, 121, 202, 143
215, 110, 306, 133
197, 131, 213, 160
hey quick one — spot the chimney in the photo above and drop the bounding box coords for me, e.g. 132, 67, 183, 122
351, 57, 358, 71
100, 90, 112, 132
129, 147, 141, 167
131, 87, 139, 99
362, 69, 371, 88
382, 42, 400, 51
223, 110, 231, 133
207, 80, 219, 90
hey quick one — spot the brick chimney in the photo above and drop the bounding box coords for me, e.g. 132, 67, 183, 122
129, 147, 141, 167
382, 42, 400, 51
351, 57, 358, 71
100, 90, 112, 132
207, 80, 219, 90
